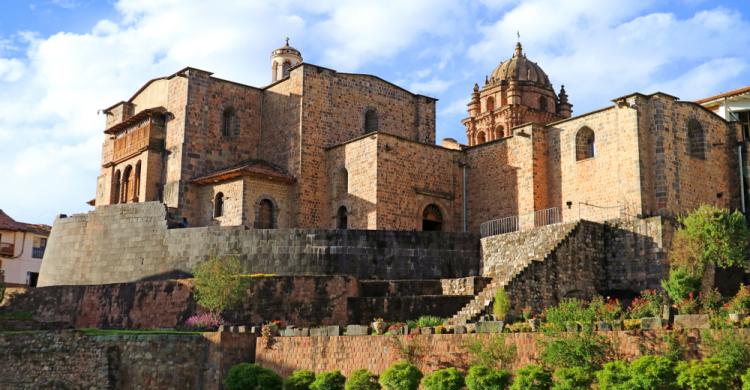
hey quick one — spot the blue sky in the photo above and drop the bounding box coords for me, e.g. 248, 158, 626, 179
1, 0, 749, 224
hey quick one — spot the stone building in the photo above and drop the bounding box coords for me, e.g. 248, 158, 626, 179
92, 40, 745, 235
0, 210, 50, 286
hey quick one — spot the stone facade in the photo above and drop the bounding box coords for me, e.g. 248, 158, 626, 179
86, 40, 743, 238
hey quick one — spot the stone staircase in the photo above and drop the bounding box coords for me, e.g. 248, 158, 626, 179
447, 221, 580, 325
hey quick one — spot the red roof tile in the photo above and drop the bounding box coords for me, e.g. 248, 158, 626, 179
191, 159, 295, 185
0, 210, 51, 236
695, 86, 750, 104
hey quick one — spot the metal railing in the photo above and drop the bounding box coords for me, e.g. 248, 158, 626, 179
32, 247, 45, 259
480, 207, 562, 238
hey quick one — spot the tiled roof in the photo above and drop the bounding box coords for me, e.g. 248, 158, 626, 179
0, 210, 51, 236
695, 86, 750, 104
191, 159, 295, 185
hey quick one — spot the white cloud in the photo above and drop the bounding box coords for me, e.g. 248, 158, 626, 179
410, 77, 453, 95
0, 58, 24, 81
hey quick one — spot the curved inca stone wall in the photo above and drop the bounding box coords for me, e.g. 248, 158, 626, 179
39, 202, 480, 287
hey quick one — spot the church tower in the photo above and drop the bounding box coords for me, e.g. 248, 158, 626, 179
271, 38, 303, 82
462, 41, 572, 146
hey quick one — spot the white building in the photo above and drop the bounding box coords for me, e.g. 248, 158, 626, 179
697, 86, 750, 137
0, 210, 50, 287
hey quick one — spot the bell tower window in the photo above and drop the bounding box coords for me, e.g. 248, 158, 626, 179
364, 109, 378, 133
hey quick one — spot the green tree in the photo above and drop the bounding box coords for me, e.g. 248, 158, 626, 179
192, 256, 245, 315
345, 369, 380, 390
379, 361, 422, 390
627, 355, 677, 390
595, 360, 630, 390
661, 265, 702, 302
285, 370, 316, 390
310, 371, 346, 390
224, 363, 282, 390
465, 334, 517, 370
671, 205, 749, 270
465, 365, 510, 390
552, 367, 593, 390
420, 368, 465, 390
676, 358, 734, 390
509, 364, 552, 390
493, 289, 511, 321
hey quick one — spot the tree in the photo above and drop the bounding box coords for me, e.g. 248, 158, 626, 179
192, 256, 245, 315
671, 205, 749, 270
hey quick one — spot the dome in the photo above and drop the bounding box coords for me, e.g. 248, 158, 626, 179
271, 37, 302, 59
489, 42, 551, 88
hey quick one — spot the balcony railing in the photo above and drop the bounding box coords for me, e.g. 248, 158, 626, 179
32, 247, 46, 259
112, 122, 151, 162
480, 207, 562, 238
0, 243, 14, 257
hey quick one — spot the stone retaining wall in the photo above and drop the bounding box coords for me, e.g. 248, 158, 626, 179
39, 202, 480, 286
0, 331, 255, 390
255, 329, 714, 377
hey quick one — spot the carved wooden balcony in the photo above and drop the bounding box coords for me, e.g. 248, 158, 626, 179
0, 243, 14, 257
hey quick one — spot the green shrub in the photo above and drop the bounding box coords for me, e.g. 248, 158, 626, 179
0, 280, 5, 304
192, 256, 245, 314
676, 358, 734, 390
465, 334, 517, 370
627, 355, 677, 390
741, 367, 750, 390
543, 298, 596, 332
552, 366, 592, 390
415, 316, 444, 328
493, 289, 511, 321
595, 360, 630, 390
704, 329, 750, 384
540, 332, 609, 371
673, 205, 750, 269
465, 365, 510, 390
223, 363, 282, 390
285, 370, 316, 390
379, 361, 422, 390
662, 265, 702, 303
420, 368, 464, 390
345, 369, 380, 390
509, 364, 552, 390
310, 371, 346, 390
729, 285, 750, 315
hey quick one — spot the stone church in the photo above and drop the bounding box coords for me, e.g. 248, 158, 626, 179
94, 39, 744, 236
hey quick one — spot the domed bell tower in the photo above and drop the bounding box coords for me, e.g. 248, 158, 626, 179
271, 37, 303, 82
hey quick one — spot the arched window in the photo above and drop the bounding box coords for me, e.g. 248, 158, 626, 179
272, 61, 279, 81
422, 204, 443, 231
364, 109, 378, 133
133, 161, 141, 202
477, 132, 486, 144
575, 127, 595, 161
687, 119, 706, 159
336, 168, 348, 197
337, 206, 348, 229
112, 169, 121, 204
539, 96, 548, 112
255, 199, 275, 229
121, 165, 132, 203
496, 125, 505, 138
222, 107, 236, 138
485, 97, 495, 112
282, 61, 291, 78
214, 192, 224, 218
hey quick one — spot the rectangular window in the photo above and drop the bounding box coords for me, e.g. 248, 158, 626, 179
32, 237, 47, 259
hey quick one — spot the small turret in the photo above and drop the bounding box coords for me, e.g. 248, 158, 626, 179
468, 83, 481, 117
271, 38, 303, 82
557, 85, 573, 118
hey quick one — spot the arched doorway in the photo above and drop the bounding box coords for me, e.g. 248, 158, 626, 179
422, 204, 443, 231
256, 199, 275, 229
337, 206, 348, 229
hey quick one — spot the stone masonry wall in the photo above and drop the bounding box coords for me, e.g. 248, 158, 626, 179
39, 202, 480, 286
3, 277, 358, 329
0, 331, 255, 390
256, 330, 715, 378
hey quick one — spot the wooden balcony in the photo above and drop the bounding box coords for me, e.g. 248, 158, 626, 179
0, 243, 14, 257
113, 122, 152, 162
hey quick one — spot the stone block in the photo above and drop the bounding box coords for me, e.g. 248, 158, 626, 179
282, 327, 296, 337
453, 325, 466, 334
325, 326, 341, 336
346, 325, 369, 336
236, 325, 247, 333
640, 317, 662, 330
420, 327, 434, 335
673, 314, 710, 330
293, 328, 309, 337
310, 327, 327, 337
476, 321, 504, 333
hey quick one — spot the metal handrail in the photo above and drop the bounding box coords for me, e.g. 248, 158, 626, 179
480, 207, 562, 238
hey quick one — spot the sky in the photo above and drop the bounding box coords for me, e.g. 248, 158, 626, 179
1, 0, 749, 224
